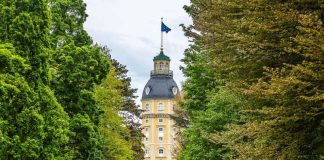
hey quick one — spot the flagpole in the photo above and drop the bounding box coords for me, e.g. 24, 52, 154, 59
161, 17, 163, 51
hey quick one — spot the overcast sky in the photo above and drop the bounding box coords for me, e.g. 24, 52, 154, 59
83, 0, 192, 104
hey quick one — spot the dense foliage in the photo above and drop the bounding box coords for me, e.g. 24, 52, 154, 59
0, 0, 143, 159
179, 0, 323, 159
0, 0, 71, 159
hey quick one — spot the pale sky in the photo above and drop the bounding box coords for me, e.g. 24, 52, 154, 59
83, 0, 192, 104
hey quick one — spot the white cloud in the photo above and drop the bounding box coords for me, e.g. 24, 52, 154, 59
84, 0, 192, 105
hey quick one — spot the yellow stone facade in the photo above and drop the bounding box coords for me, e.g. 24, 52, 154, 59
141, 99, 178, 160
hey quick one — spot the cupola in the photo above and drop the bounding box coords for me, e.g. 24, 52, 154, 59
152, 48, 171, 77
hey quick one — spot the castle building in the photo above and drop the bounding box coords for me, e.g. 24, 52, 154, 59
141, 48, 180, 160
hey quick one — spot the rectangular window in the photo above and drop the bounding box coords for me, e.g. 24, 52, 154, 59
146, 119, 149, 123
145, 104, 150, 111
158, 103, 164, 111
145, 148, 149, 156
158, 148, 164, 156
159, 119, 163, 123
158, 137, 163, 142
158, 127, 164, 137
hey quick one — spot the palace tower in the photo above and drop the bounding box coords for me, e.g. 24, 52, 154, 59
141, 48, 180, 160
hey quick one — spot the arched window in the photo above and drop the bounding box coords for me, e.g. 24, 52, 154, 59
158, 103, 164, 111
159, 62, 164, 71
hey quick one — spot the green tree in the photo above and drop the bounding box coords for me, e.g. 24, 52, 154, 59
48, 0, 110, 158
218, 1, 324, 158
110, 59, 144, 160
51, 44, 109, 122
181, 0, 323, 159
97, 46, 144, 160
50, 43, 109, 159
49, 0, 92, 47
0, 0, 71, 159
177, 45, 238, 160
48, 0, 143, 158
96, 64, 134, 160
0, 0, 143, 159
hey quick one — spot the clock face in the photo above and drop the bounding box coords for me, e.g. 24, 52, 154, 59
172, 87, 177, 95
145, 87, 150, 95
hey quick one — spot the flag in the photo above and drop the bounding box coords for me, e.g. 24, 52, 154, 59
161, 22, 171, 33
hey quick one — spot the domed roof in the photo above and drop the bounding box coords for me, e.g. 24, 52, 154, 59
153, 51, 170, 61
142, 76, 179, 100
